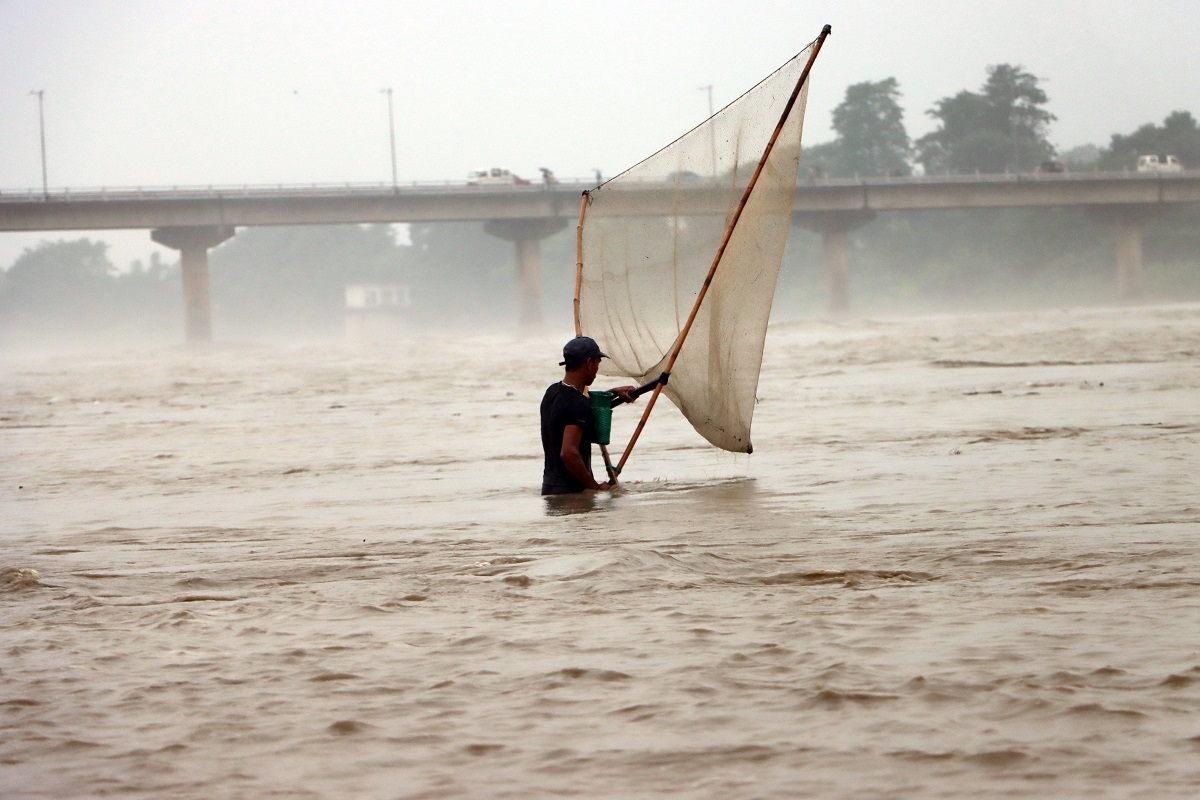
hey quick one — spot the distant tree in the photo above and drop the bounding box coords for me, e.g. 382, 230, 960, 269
407, 221, 516, 326
208, 220, 529, 334
916, 64, 1056, 174
110, 252, 181, 334
1097, 110, 1200, 170
1059, 143, 1101, 169
831, 78, 911, 176
210, 224, 414, 337
0, 238, 164, 348
0, 239, 115, 318
799, 140, 841, 180
799, 79, 910, 179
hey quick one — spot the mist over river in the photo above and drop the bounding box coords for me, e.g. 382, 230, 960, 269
3, 304, 1199, 799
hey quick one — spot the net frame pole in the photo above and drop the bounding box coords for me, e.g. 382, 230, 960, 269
616, 24, 832, 472
574, 192, 589, 338
574, 190, 620, 484
599, 436, 619, 485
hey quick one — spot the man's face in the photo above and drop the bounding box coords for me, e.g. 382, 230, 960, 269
583, 357, 602, 386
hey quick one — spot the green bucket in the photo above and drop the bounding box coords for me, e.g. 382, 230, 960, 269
589, 390, 614, 445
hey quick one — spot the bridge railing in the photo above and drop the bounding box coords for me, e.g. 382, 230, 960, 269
806, 168, 1200, 187
2, 170, 1198, 203
0, 178, 578, 202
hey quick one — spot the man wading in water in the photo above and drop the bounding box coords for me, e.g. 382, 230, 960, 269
540, 336, 637, 494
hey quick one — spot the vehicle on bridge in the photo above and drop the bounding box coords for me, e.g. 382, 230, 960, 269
466, 167, 532, 186
1137, 154, 1184, 173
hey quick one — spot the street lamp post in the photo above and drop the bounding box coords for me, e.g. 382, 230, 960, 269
30, 89, 48, 199
382, 87, 397, 188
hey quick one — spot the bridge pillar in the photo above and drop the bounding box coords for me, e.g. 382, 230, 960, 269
151, 225, 236, 344
1114, 220, 1144, 302
483, 217, 568, 328
1087, 205, 1163, 303
792, 210, 876, 314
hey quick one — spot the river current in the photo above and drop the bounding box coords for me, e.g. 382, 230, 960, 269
3, 304, 1199, 798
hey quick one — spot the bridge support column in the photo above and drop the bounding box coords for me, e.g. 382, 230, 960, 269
1114, 220, 1144, 302
151, 225, 236, 344
1087, 205, 1163, 303
792, 210, 876, 315
483, 217, 568, 329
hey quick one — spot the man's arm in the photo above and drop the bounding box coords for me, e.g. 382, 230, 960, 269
561, 424, 609, 491
610, 373, 667, 406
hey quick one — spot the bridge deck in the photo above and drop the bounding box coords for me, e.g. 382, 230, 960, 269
1, 171, 1198, 232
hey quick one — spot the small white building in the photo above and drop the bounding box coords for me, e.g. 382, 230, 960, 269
344, 283, 412, 341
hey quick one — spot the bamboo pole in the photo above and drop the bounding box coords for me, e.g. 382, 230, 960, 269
573, 189, 618, 484
616, 24, 832, 472
599, 440, 619, 486
574, 191, 589, 338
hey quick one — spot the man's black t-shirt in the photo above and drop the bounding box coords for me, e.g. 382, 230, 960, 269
541, 382, 595, 494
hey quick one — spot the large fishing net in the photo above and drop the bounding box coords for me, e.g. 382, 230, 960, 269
578, 42, 815, 453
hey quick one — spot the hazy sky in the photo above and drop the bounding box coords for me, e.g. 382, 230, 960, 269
2, 0, 1197, 266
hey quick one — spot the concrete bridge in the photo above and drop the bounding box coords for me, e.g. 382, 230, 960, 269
3, 170, 1199, 342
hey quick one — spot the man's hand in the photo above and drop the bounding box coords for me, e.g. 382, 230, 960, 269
610, 385, 638, 404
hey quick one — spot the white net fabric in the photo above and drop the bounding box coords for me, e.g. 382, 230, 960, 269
579, 43, 814, 453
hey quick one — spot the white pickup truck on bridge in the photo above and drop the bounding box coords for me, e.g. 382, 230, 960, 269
1137, 154, 1184, 173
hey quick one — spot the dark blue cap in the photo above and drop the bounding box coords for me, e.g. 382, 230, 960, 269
559, 336, 608, 366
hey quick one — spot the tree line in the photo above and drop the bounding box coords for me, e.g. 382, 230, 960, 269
805, 64, 1200, 177
2, 63, 1198, 349
0, 221, 526, 349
